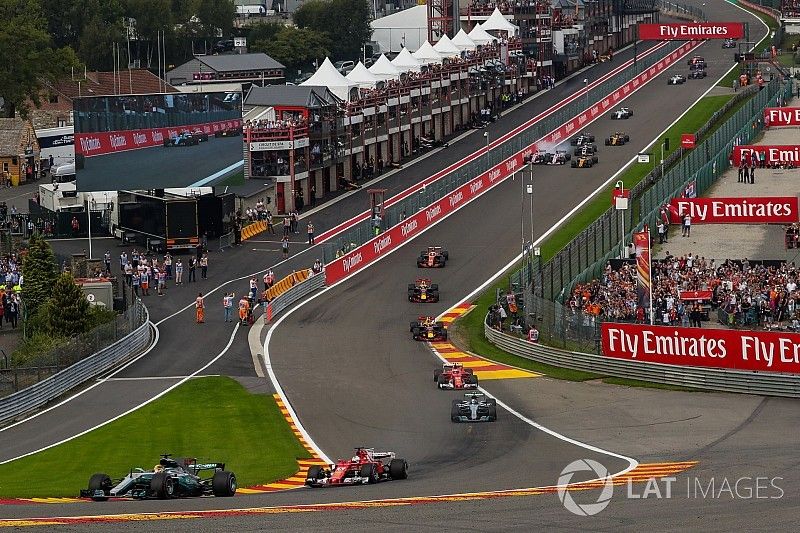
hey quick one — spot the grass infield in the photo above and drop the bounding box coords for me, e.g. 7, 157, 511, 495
0, 376, 310, 498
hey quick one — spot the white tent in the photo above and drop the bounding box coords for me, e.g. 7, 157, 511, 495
468, 23, 497, 46
452, 29, 477, 51
346, 61, 381, 88
412, 40, 443, 64
301, 57, 357, 101
370, 5, 428, 53
432, 34, 461, 58
391, 47, 422, 73
369, 54, 401, 81
481, 7, 518, 35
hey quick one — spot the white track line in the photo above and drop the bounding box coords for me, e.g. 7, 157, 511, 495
0, 325, 239, 464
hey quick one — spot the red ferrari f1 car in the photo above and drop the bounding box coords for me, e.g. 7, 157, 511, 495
305, 448, 408, 487
408, 278, 439, 302
417, 246, 449, 268
434, 362, 478, 390
410, 316, 447, 341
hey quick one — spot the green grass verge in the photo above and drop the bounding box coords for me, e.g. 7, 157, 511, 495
777, 34, 800, 67
717, 2, 780, 89
601, 377, 707, 392
0, 376, 310, 498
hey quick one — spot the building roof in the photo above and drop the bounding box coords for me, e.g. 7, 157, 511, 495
433, 34, 461, 58
244, 85, 337, 108
482, 7, 519, 34
300, 58, 357, 102
368, 54, 401, 81
452, 29, 477, 51
0, 118, 26, 155
52, 69, 177, 99
346, 62, 381, 88
391, 48, 422, 73
412, 41, 444, 65
198, 53, 285, 72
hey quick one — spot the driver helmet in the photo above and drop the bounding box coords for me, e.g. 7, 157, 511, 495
352, 456, 360, 462
154, 464, 164, 473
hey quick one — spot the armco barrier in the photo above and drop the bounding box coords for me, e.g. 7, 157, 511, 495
484, 320, 800, 397
0, 301, 153, 426
266, 271, 326, 321
265, 269, 312, 301
325, 41, 700, 285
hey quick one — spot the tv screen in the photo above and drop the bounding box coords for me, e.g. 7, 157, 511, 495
74, 91, 243, 191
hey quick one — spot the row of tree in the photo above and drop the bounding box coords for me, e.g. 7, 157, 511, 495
0, 0, 372, 117
16, 234, 115, 364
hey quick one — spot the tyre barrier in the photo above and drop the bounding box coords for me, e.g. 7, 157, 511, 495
0, 301, 153, 427
264, 269, 313, 302
484, 317, 800, 398
242, 221, 267, 240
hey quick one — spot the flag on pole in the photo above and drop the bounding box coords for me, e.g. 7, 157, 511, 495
634, 228, 652, 321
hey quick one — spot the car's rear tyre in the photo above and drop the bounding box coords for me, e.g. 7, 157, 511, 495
430, 291, 439, 301
150, 472, 176, 499
389, 459, 408, 480
592, 156, 598, 164
430, 284, 439, 291
451, 401, 461, 422
410, 322, 419, 332
305, 465, 324, 487
442, 251, 449, 260
212, 471, 237, 497
359, 463, 378, 484
437, 373, 449, 388
434, 368, 442, 382
87, 473, 111, 501
605, 139, 610, 146
488, 403, 497, 421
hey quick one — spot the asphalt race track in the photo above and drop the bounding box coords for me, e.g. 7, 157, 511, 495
76, 135, 243, 191
3, 2, 798, 529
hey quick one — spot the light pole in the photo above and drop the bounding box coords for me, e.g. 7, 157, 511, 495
86, 197, 95, 259
484, 130, 489, 171
583, 78, 589, 111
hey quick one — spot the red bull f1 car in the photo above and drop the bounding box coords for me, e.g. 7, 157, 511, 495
408, 278, 440, 302
451, 392, 497, 422
305, 448, 408, 487
80, 454, 237, 501
411, 316, 447, 341
417, 246, 449, 268
434, 362, 478, 390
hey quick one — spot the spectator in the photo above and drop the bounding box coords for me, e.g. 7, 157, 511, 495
195, 293, 205, 323
281, 236, 289, 259
528, 325, 539, 343
307, 221, 315, 245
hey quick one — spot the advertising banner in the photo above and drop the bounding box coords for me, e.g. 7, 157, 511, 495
75, 119, 242, 157
668, 196, 799, 224
681, 133, 696, 149
638, 22, 745, 40
633, 230, 651, 312
764, 107, 800, 126
732, 145, 800, 166
601, 323, 800, 374
324, 41, 698, 285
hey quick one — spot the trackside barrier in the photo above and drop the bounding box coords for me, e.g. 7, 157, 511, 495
265, 270, 326, 322
324, 40, 701, 285
242, 220, 267, 240
0, 301, 152, 426
484, 318, 800, 397
265, 269, 313, 301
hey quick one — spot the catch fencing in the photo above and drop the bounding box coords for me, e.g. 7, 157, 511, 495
0, 301, 151, 426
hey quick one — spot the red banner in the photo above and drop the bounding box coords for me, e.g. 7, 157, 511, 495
602, 323, 800, 374
668, 196, 799, 224
764, 107, 800, 126
75, 119, 243, 157
611, 186, 630, 207
681, 133, 696, 149
633, 230, 651, 312
732, 145, 800, 166
638, 22, 744, 40
679, 290, 713, 301
324, 41, 698, 285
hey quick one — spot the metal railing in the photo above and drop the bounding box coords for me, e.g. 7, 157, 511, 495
0, 301, 152, 426
485, 319, 800, 397
267, 270, 326, 319
321, 40, 686, 262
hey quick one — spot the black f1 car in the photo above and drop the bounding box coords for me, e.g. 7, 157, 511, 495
570, 132, 595, 146
573, 144, 597, 157
571, 154, 598, 168
305, 448, 408, 487
722, 38, 737, 48
605, 132, 630, 146
408, 278, 439, 302
451, 392, 497, 422
411, 316, 447, 341
435, 362, 478, 390
417, 246, 448, 268
688, 69, 708, 79
668, 75, 687, 85
215, 127, 241, 138
610, 107, 634, 120
689, 61, 707, 71
80, 454, 236, 501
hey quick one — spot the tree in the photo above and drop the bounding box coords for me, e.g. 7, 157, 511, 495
0, 0, 79, 117
294, 0, 372, 61
41, 273, 92, 338
252, 26, 331, 74
195, 0, 234, 39
21, 234, 59, 317
246, 21, 283, 46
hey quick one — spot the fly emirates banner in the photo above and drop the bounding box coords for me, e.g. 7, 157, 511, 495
602, 323, 800, 374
